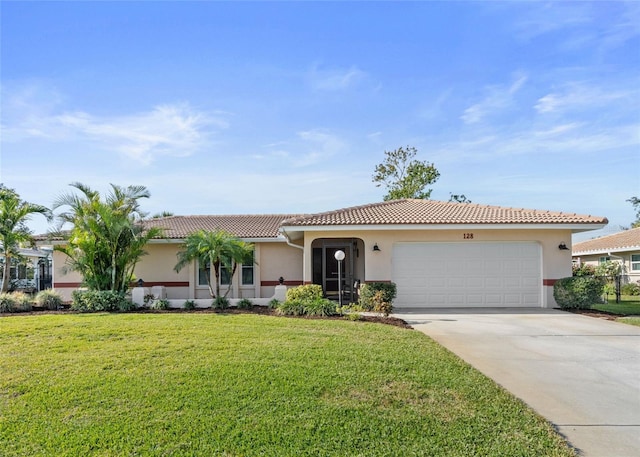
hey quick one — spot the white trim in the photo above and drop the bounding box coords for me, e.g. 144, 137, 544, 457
280, 223, 606, 233
147, 236, 287, 244
573, 246, 640, 256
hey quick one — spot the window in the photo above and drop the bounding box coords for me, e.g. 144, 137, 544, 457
242, 251, 254, 285
198, 261, 210, 286
220, 265, 231, 285
632, 254, 640, 271
599, 256, 611, 264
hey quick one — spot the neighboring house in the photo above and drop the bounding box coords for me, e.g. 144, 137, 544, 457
45, 199, 607, 309
572, 227, 640, 285
0, 246, 53, 293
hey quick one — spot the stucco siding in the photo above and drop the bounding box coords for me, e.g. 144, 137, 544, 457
258, 242, 303, 298
303, 228, 574, 308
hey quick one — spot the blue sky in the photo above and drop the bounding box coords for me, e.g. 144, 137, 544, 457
1, 1, 639, 241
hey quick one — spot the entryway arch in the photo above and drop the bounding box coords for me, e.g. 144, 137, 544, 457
311, 238, 364, 302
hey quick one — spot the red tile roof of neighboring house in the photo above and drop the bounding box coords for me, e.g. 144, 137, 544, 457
280, 199, 608, 227
572, 227, 640, 255
143, 214, 302, 239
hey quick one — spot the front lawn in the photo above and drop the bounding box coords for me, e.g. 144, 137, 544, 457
593, 295, 640, 316
0, 313, 574, 456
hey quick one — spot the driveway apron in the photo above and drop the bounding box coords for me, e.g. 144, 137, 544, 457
392, 308, 640, 457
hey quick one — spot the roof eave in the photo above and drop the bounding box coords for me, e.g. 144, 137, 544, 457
573, 245, 640, 256
147, 236, 287, 244
279, 223, 607, 233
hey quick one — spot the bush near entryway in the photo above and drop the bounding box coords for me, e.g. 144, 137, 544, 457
285, 284, 323, 302
359, 282, 397, 311
279, 285, 337, 316
553, 276, 604, 309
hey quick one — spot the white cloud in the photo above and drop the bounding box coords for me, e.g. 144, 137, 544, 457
461, 73, 528, 124
535, 82, 637, 114
308, 63, 367, 91
1, 83, 223, 164
258, 129, 347, 168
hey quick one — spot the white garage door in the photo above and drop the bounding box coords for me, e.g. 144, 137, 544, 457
392, 242, 541, 308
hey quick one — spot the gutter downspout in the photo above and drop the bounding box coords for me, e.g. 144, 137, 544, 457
280, 228, 304, 250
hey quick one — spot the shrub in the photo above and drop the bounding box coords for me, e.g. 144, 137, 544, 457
285, 284, 323, 302
35, 289, 63, 310
183, 299, 196, 310
371, 290, 393, 317
11, 292, 33, 312
275, 300, 306, 316
277, 297, 337, 317
303, 298, 337, 316
572, 264, 596, 277
268, 298, 280, 309
0, 293, 18, 313
71, 290, 135, 312
621, 282, 640, 296
359, 282, 397, 311
237, 298, 253, 309
553, 276, 605, 309
151, 298, 170, 310
213, 296, 230, 310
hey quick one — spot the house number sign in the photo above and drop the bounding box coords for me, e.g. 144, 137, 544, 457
463, 233, 474, 239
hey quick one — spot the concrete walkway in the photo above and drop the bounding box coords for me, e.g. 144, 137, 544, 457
391, 308, 640, 457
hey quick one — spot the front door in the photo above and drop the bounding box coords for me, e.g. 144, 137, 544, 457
322, 244, 353, 302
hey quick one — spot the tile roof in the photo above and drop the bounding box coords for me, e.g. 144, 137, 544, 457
280, 199, 608, 227
572, 227, 640, 254
143, 214, 302, 239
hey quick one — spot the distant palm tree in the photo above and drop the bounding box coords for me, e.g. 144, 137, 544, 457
52, 182, 163, 293
0, 185, 51, 292
174, 229, 254, 299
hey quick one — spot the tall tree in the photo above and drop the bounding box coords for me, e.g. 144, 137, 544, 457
52, 182, 163, 293
174, 229, 254, 299
628, 197, 640, 228
372, 146, 440, 200
0, 185, 51, 292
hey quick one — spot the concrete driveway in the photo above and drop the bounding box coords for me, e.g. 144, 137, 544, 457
391, 308, 640, 457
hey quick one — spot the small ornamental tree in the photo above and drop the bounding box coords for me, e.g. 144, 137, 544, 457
174, 230, 254, 299
53, 183, 162, 293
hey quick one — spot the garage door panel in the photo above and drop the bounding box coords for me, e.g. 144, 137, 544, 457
392, 242, 541, 308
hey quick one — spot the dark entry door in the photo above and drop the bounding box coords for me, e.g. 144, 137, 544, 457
322, 244, 353, 301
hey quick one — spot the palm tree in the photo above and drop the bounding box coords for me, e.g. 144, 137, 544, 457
0, 185, 51, 292
52, 182, 163, 293
174, 229, 254, 299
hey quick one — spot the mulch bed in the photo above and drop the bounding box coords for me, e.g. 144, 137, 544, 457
4, 305, 413, 328
565, 308, 621, 321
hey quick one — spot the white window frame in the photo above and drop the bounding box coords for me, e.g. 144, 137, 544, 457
241, 251, 254, 286
632, 254, 640, 271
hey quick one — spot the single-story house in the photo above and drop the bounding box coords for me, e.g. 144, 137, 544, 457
1, 246, 53, 293
47, 199, 607, 309
572, 227, 640, 285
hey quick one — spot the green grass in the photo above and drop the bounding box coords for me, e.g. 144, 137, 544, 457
618, 317, 640, 327
0, 313, 575, 456
593, 295, 640, 316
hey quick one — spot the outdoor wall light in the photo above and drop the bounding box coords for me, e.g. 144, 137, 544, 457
558, 243, 570, 250
137, 278, 144, 287
373, 243, 381, 252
